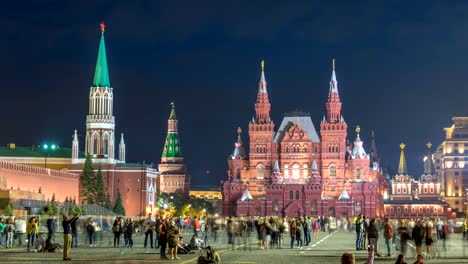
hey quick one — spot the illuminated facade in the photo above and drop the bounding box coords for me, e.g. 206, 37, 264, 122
222, 60, 385, 218
434, 117, 468, 214
384, 143, 450, 219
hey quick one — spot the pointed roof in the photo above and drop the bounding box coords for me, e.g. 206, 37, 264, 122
312, 160, 318, 171
258, 60, 267, 94
240, 188, 253, 201
73, 130, 78, 141
273, 114, 320, 143
329, 58, 338, 93
423, 142, 435, 175
369, 129, 379, 162
93, 22, 110, 87
338, 188, 350, 200
352, 126, 367, 157
119, 133, 125, 145
398, 143, 408, 175
273, 160, 280, 171
169, 102, 177, 120
231, 127, 247, 159
162, 103, 182, 158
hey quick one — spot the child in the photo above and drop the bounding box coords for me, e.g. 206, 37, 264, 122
413, 254, 424, 264
367, 244, 375, 264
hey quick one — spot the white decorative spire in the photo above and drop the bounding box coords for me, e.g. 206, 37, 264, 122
119, 133, 126, 162
72, 130, 79, 160
273, 160, 280, 171
330, 58, 338, 93
258, 60, 267, 94
352, 126, 367, 157
240, 188, 253, 201
338, 188, 350, 200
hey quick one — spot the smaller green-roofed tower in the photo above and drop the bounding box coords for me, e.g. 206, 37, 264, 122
162, 102, 182, 158
158, 102, 190, 195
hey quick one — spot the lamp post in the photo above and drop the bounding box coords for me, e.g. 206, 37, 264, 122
42, 144, 58, 168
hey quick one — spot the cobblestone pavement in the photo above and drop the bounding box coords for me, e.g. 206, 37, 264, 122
1, 230, 467, 263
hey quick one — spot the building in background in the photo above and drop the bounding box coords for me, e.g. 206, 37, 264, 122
434, 117, 468, 216
222, 60, 385, 218
157, 103, 190, 195
384, 143, 450, 219
189, 189, 222, 215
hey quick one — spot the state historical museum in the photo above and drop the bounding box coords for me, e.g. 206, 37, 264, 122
221, 60, 386, 218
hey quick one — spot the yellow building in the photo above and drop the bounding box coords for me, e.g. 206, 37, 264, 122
189, 190, 222, 214
435, 117, 468, 214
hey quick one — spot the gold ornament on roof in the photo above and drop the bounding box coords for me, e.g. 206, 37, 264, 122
237, 127, 242, 135
427, 142, 432, 149
332, 58, 335, 71
261, 60, 265, 71
171, 102, 175, 108
400, 143, 406, 150
355, 125, 360, 133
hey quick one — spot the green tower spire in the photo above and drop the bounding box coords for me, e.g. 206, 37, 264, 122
93, 22, 110, 87
162, 102, 183, 158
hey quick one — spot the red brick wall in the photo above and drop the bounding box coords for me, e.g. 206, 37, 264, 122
0, 161, 79, 202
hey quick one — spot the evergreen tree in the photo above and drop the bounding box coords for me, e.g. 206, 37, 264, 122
95, 165, 107, 205
81, 154, 95, 204
113, 191, 126, 215
5, 202, 13, 216
105, 193, 112, 210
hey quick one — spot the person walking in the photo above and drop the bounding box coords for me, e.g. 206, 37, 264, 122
62, 213, 79, 261
295, 218, 304, 249
424, 225, 434, 259
412, 221, 424, 256
143, 213, 154, 252
304, 216, 311, 246
289, 219, 296, 249
46, 216, 56, 239
383, 218, 394, 257
86, 217, 96, 247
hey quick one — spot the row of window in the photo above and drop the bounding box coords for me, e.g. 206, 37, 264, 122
389, 207, 438, 213
284, 145, 318, 153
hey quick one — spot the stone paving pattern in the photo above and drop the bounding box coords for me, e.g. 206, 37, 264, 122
1, 230, 468, 263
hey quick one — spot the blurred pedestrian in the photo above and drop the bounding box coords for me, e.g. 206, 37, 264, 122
62, 213, 79, 261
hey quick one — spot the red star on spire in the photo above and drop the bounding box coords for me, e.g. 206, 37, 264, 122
100, 22, 105, 33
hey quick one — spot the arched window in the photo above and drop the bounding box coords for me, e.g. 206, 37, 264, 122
285, 145, 289, 153
310, 200, 317, 215
284, 165, 289, 178
272, 200, 278, 214
329, 165, 336, 180
293, 164, 300, 179
304, 145, 308, 152
256, 164, 265, 179
93, 133, 99, 155
289, 191, 293, 200
303, 164, 308, 178
295, 191, 300, 200
356, 168, 361, 179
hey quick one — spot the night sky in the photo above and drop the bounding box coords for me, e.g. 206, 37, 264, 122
1, 1, 467, 188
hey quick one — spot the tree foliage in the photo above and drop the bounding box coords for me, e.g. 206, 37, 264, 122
105, 193, 112, 210
95, 166, 107, 205
113, 191, 126, 215
81, 154, 95, 204
159, 190, 214, 218
4, 202, 13, 216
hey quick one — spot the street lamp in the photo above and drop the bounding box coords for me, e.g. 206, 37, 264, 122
42, 144, 59, 168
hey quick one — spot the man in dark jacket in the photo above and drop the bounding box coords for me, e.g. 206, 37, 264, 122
46, 216, 56, 238
159, 217, 169, 260
367, 219, 382, 257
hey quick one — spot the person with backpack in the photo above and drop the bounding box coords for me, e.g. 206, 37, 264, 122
383, 218, 394, 257
112, 217, 123, 247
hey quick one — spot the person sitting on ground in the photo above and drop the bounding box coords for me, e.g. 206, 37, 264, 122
413, 254, 424, 264
190, 234, 204, 250
33, 233, 45, 253
341, 252, 355, 264
45, 235, 63, 253
206, 246, 221, 263
395, 254, 407, 264
177, 236, 194, 254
